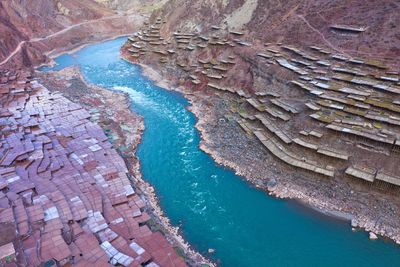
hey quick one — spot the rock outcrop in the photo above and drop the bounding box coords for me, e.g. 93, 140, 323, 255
56, 2, 71, 16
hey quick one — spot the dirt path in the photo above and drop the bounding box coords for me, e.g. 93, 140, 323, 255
0, 13, 142, 66
0, 41, 26, 66
296, 14, 348, 56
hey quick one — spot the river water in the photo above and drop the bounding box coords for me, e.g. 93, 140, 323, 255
41, 37, 400, 267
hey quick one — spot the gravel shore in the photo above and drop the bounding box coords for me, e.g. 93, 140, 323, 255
133, 59, 400, 246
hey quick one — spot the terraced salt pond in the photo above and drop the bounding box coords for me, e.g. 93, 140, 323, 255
41, 37, 400, 267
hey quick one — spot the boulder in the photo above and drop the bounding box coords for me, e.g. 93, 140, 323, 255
369, 232, 378, 240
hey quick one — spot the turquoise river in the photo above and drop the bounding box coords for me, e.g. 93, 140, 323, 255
41, 38, 400, 267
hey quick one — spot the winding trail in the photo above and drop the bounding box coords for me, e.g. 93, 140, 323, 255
0, 13, 141, 66
296, 14, 347, 55
0, 41, 26, 66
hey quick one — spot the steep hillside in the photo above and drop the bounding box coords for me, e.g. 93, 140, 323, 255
154, 0, 399, 61
0, 0, 149, 68
121, 0, 400, 243
0, 0, 111, 60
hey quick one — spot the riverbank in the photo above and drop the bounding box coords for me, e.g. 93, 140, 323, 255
32, 37, 400, 266
126, 56, 400, 246
36, 66, 213, 266
36, 33, 135, 69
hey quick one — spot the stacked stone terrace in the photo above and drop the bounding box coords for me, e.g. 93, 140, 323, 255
0, 70, 186, 267
126, 18, 400, 190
